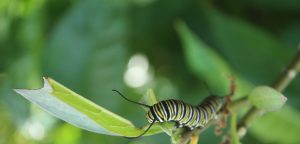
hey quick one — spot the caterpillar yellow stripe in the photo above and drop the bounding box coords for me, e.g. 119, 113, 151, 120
146, 96, 224, 129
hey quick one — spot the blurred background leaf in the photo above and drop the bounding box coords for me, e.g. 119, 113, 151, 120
250, 106, 300, 144
1, 0, 300, 143
176, 20, 232, 95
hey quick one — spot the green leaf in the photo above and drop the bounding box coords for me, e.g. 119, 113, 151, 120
141, 88, 159, 106
207, 9, 292, 84
248, 86, 287, 111
250, 106, 300, 144
175, 20, 253, 97
14, 77, 162, 137
175, 20, 232, 95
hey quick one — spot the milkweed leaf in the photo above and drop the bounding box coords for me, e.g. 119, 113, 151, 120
14, 77, 163, 137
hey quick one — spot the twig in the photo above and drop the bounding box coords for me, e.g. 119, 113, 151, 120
272, 48, 300, 91
237, 47, 300, 138
171, 114, 222, 144
229, 97, 250, 112
171, 128, 195, 144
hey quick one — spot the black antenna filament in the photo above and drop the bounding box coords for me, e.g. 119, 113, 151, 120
126, 120, 156, 139
112, 89, 151, 108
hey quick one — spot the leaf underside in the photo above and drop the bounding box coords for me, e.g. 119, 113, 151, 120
15, 77, 163, 137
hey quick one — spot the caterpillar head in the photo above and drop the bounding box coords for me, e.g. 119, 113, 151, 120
146, 109, 155, 123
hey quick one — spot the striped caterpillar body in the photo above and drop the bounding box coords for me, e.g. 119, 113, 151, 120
146, 96, 224, 130
112, 77, 235, 138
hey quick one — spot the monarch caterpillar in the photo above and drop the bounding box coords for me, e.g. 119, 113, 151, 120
113, 78, 235, 138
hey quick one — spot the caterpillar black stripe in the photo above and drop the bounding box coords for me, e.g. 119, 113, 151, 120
112, 78, 235, 138
146, 96, 223, 130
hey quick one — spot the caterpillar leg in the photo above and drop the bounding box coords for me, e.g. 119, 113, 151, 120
174, 122, 185, 128
190, 133, 199, 144
174, 122, 180, 129
189, 126, 196, 130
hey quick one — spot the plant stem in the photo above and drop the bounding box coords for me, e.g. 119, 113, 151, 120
237, 47, 300, 138
229, 97, 250, 112
272, 48, 300, 91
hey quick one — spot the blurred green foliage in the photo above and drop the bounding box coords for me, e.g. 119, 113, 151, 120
0, 0, 300, 144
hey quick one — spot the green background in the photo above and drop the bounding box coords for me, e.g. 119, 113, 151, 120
1, 0, 300, 143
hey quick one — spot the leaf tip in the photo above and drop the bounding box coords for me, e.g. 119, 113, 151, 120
13, 77, 53, 96
281, 94, 288, 103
